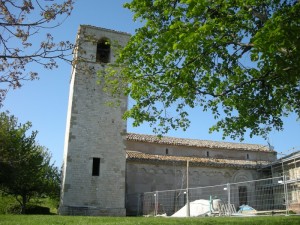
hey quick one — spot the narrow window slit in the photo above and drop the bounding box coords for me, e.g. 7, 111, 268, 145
92, 157, 100, 176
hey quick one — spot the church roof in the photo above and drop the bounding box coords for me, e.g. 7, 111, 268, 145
126, 133, 273, 152
126, 150, 270, 169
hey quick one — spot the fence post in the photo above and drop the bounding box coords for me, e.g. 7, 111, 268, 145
283, 175, 289, 216
186, 160, 190, 217
154, 191, 158, 216
227, 183, 231, 216
137, 193, 141, 216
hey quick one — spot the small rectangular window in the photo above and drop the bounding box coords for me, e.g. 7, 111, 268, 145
92, 157, 100, 176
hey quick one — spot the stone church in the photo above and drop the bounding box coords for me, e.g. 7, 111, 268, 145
59, 25, 277, 216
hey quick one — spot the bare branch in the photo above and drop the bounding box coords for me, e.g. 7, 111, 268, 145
0, 0, 75, 106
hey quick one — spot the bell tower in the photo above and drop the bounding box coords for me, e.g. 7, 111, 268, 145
59, 25, 130, 216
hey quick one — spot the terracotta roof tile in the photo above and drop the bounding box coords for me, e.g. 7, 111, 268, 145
126, 133, 273, 152
126, 150, 270, 169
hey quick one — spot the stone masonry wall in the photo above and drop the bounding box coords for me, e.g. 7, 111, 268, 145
126, 161, 257, 215
60, 25, 130, 216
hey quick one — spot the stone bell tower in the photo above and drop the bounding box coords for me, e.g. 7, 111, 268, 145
59, 25, 130, 216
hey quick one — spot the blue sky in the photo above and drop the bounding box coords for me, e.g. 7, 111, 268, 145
2, 0, 300, 167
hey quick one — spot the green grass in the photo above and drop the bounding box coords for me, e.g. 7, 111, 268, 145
0, 215, 299, 225
1, 194, 299, 224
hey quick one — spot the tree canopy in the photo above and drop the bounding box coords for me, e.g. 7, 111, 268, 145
0, 111, 60, 214
0, 0, 74, 106
103, 0, 300, 140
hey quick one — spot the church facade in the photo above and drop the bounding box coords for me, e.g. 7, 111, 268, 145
59, 25, 277, 216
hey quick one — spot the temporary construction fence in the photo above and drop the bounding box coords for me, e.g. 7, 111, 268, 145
126, 175, 300, 217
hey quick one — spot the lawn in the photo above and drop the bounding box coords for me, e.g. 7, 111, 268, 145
0, 215, 299, 225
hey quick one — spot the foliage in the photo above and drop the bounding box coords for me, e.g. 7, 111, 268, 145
0, 215, 300, 225
103, 0, 300, 140
0, 191, 17, 214
0, 112, 60, 214
0, 0, 74, 106
0, 192, 59, 215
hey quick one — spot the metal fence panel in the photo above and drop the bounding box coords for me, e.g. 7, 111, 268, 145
127, 176, 300, 216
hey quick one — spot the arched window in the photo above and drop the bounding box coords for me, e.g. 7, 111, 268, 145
96, 38, 110, 63
166, 148, 168, 155
206, 151, 209, 157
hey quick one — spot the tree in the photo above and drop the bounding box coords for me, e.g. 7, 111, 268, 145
0, 0, 74, 106
102, 0, 300, 140
0, 111, 60, 214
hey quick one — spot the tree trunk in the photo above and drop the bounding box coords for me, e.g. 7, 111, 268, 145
21, 195, 27, 214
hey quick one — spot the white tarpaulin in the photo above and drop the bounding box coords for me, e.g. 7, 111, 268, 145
171, 199, 222, 217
